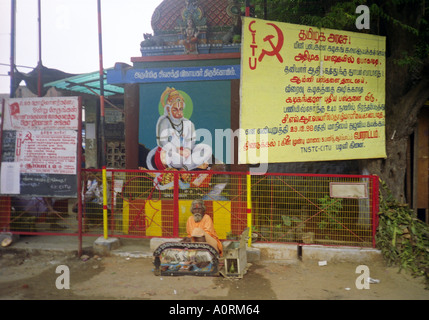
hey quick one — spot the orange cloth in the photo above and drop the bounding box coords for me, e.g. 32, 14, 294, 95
186, 214, 223, 256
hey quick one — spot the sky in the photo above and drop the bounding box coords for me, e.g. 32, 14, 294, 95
0, 0, 164, 94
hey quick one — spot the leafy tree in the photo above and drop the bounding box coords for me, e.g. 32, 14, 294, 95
241, 0, 429, 202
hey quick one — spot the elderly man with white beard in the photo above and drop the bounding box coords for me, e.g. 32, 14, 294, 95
184, 199, 223, 256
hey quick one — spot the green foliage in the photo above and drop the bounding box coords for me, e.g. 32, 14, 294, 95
240, 0, 429, 67
301, 1, 362, 30
369, 3, 419, 35
281, 214, 302, 227
376, 180, 429, 288
317, 195, 344, 230
392, 50, 426, 70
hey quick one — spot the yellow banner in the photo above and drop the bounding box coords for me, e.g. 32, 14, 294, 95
239, 17, 386, 164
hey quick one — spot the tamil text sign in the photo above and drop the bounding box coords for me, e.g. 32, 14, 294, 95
1, 97, 81, 197
239, 17, 386, 164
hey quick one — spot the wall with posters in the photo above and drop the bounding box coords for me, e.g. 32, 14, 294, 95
239, 17, 386, 165
0, 97, 81, 197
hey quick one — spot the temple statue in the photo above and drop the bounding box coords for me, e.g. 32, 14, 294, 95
143, 0, 241, 56
181, 18, 200, 54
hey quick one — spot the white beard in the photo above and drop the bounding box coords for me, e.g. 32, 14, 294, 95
193, 213, 203, 222
169, 115, 183, 126
165, 105, 184, 125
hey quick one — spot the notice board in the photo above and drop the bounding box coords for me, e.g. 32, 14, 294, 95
240, 17, 386, 164
0, 97, 82, 197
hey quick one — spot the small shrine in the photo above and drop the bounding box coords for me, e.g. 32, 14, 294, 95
140, 0, 242, 56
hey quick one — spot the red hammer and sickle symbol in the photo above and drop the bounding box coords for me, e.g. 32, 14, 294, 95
258, 23, 284, 63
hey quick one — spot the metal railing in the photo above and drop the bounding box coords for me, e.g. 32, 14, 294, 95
0, 168, 379, 249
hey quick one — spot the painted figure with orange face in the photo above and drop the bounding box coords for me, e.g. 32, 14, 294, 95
147, 87, 212, 178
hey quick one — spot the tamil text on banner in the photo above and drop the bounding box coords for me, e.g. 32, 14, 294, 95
239, 17, 386, 164
1, 97, 80, 197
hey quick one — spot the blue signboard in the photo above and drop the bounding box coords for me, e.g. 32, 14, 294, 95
107, 65, 240, 84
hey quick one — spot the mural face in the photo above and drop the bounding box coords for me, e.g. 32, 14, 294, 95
157, 89, 193, 121
139, 81, 231, 190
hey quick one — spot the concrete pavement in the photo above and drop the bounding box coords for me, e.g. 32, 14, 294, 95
0, 233, 383, 265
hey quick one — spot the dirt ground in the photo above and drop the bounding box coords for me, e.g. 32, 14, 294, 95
0, 249, 428, 301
